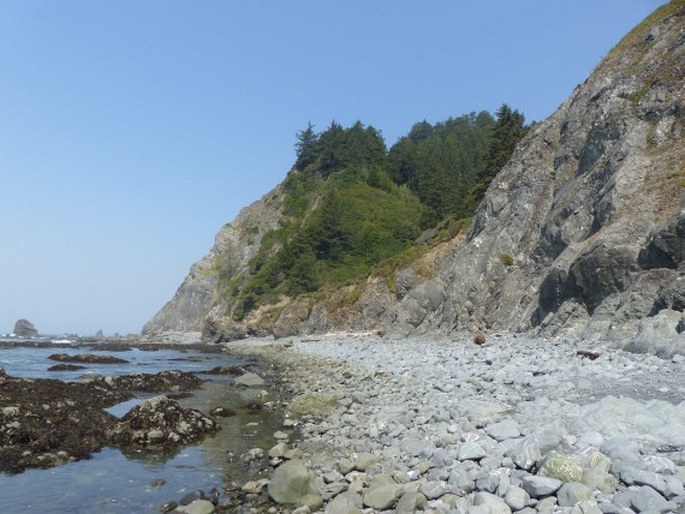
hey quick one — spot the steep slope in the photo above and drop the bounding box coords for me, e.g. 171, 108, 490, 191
392, 1, 684, 355
142, 187, 284, 335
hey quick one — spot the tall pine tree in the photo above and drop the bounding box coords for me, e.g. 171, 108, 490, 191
469, 104, 527, 204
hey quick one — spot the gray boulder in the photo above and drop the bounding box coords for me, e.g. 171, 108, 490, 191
486, 418, 521, 441
268, 460, 320, 505
473, 491, 512, 514
521, 476, 562, 498
504, 486, 529, 511
324, 492, 363, 514
362, 483, 404, 510
556, 482, 593, 507
625, 485, 675, 513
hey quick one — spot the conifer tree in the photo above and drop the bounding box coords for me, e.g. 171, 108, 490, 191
469, 104, 527, 204
294, 122, 319, 170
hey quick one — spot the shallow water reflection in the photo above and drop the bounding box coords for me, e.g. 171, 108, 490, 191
0, 346, 285, 513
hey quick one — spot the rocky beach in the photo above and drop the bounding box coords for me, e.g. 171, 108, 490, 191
223, 333, 685, 514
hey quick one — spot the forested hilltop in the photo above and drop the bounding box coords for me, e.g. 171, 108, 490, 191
145, 0, 684, 354
228, 107, 528, 321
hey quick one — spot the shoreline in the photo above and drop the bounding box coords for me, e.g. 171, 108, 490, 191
226, 333, 685, 513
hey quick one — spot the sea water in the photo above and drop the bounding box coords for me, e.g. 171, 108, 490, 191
0, 342, 283, 513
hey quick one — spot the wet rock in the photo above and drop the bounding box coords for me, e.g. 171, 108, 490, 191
269, 442, 289, 459
0, 373, 128, 473
234, 372, 265, 388
209, 407, 235, 417
173, 499, 215, 514
241, 448, 265, 463
107, 396, 218, 451
178, 489, 218, 506
49, 353, 129, 364
241, 479, 268, 494
47, 363, 87, 371
95, 370, 204, 393
149, 478, 166, 488
202, 365, 246, 376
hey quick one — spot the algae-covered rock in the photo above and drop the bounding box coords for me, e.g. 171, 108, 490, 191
538, 451, 583, 482
286, 393, 338, 418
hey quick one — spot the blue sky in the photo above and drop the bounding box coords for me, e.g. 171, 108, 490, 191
0, 1, 665, 336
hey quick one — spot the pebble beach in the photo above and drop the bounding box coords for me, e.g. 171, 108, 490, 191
226, 333, 685, 514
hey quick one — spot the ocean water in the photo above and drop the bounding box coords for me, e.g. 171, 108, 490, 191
0, 343, 283, 513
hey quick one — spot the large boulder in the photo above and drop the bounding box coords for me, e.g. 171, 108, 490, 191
13, 319, 38, 338
268, 460, 320, 505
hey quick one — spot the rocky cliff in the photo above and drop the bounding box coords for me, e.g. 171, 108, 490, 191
392, 2, 685, 355
142, 187, 284, 335
145, 2, 684, 355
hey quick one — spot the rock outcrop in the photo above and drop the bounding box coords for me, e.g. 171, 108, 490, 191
392, 3, 684, 355
145, 3, 684, 355
12, 319, 38, 338
142, 187, 284, 335
106, 395, 219, 451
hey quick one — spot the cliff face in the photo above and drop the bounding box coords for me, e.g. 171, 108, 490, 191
145, 3, 684, 355
392, 2, 684, 355
142, 187, 284, 335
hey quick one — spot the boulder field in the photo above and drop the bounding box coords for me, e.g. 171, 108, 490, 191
223, 334, 685, 514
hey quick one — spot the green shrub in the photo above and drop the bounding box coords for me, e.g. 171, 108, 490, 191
499, 253, 514, 266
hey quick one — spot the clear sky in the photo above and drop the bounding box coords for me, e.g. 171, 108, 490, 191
0, 1, 666, 336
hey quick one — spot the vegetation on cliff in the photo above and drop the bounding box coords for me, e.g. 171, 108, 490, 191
219, 107, 528, 321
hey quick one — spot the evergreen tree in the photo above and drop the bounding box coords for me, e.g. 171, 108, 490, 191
294, 122, 319, 170
485, 104, 527, 175
469, 104, 527, 204
317, 121, 346, 176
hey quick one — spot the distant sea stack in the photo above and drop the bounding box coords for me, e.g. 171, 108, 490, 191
13, 319, 38, 338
